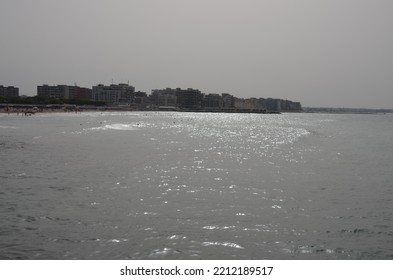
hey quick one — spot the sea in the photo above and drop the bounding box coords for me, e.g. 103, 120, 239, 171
1, 111, 392, 260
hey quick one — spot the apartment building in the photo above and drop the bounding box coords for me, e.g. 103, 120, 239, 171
0, 85, 19, 97
37, 84, 92, 100
92, 84, 135, 105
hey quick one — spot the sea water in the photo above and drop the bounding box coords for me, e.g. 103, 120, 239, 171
1, 112, 392, 259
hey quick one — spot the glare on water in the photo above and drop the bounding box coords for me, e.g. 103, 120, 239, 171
1, 112, 393, 259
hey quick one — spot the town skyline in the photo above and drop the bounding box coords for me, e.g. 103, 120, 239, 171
3, 80, 393, 111
2, 77, 393, 110
1, 82, 302, 113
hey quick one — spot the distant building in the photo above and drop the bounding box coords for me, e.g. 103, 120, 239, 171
151, 88, 178, 107
280, 100, 302, 111
73, 87, 93, 100
234, 97, 302, 112
150, 88, 203, 109
0, 85, 19, 97
203, 93, 222, 109
266, 98, 281, 111
133, 91, 148, 107
265, 98, 302, 112
221, 93, 235, 109
92, 84, 135, 105
37, 84, 92, 100
37, 85, 61, 99
176, 88, 203, 109
235, 98, 266, 111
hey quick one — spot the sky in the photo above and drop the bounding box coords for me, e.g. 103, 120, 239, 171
1, 0, 393, 109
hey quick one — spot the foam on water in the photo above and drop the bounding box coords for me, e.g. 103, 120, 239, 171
89, 123, 138, 131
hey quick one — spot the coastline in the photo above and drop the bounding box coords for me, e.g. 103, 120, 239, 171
0, 104, 283, 115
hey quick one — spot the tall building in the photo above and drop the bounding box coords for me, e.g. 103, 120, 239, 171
151, 88, 178, 107
176, 88, 203, 109
37, 84, 92, 100
0, 85, 19, 97
203, 93, 222, 108
37, 85, 64, 99
221, 93, 235, 109
133, 91, 148, 106
265, 98, 302, 112
72, 87, 93, 100
92, 84, 135, 105
150, 88, 203, 109
266, 98, 281, 111
280, 100, 302, 111
235, 98, 266, 111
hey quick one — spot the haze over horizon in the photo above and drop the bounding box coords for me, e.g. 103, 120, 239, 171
1, 0, 393, 109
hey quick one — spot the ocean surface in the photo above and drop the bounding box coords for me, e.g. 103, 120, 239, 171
1, 111, 392, 259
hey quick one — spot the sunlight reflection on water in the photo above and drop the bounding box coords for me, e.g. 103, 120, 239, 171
1, 112, 393, 259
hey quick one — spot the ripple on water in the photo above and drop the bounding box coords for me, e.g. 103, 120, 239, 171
2, 112, 392, 259
202, 242, 244, 249
148, 248, 175, 258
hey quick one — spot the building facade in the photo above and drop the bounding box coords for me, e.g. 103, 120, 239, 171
37, 84, 92, 100
150, 88, 204, 109
133, 91, 148, 107
151, 88, 178, 107
176, 88, 203, 109
92, 84, 136, 105
203, 93, 222, 109
265, 98, 302, 112
0, 86, 19, 97
72, 87, 93, 100
221, 93, 235, 109
235, 97, 266, 111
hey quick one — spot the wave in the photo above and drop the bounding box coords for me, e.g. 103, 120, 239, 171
90, 123, 138, 131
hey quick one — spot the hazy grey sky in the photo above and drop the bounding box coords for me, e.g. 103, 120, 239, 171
1, 0, 393, 108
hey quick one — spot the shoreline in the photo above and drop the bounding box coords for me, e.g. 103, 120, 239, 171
0, 104, 283, 115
